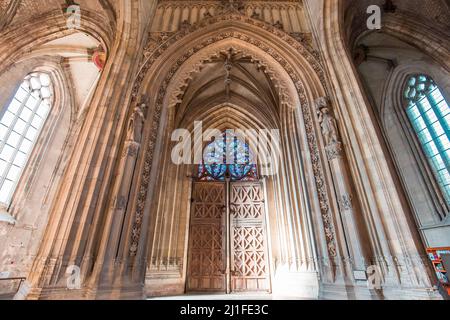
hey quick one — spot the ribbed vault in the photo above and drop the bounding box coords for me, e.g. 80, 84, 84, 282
174, 48, 281, 128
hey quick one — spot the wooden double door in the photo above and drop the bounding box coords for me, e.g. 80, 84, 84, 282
186, 181, 271, 293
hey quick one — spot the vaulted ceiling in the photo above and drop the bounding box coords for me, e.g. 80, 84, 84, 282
174, 48, 281, 128
344, 0, 450, 49
0, 0, 118, 30
0, 0, 115, 118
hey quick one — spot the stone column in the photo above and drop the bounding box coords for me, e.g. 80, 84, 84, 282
99, 99, 148, 282
316, 97, 369, 275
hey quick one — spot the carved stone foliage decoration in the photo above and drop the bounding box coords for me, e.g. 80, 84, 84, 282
219, 0, 245, 13
0, 0, 11, 10
143, 32, 174, 58
129, 14, 336, 258
289, 32, 315, 54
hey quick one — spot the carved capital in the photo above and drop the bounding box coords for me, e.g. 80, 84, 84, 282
325, 141, 343, 161
339, 194, 353, 212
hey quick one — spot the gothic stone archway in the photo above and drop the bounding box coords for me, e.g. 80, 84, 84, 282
125, 15, 347, 299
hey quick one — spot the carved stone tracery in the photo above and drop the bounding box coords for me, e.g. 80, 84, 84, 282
166, 45, 296, 110
142, 13, 321, 77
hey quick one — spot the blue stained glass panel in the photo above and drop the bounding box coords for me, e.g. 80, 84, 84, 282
198, 132, 258, 182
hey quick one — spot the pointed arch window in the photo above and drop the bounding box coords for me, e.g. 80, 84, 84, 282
405, 75, 450, 204
198, 131, 258, 182
0, 72, 53, 206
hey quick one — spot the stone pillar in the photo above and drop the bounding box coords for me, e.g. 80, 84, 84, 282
100, 99, 148, 282
316, 97, 369, 276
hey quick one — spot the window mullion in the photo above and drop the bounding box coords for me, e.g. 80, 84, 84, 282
0, 73, 54, 207
0, 90, 32, 196
414, 100, 450, 201
428, 92, 450, 137
418, 100, 449, 166
9, 94, 41, 168
406, 75, 450, 206
0, 91, 31, 155
425, 95, 450, 170
4, 95, 43, 205
15, 92, 42, 151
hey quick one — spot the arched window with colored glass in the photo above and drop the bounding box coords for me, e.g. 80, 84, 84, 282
0, 72, 53, 206
405, 74, 450, 204
198, 131, 258, 182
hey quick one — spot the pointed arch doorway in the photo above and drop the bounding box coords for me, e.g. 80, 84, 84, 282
143, 29, 325, 299
186, 132, 271, 294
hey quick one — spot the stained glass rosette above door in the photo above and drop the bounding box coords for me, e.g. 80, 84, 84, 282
198, 132, 258, 182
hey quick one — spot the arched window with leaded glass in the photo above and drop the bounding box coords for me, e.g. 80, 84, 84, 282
0, 72, 53, 206
198, 131, 258, 182
405, 74, 450, 204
